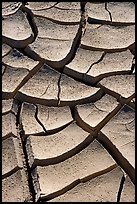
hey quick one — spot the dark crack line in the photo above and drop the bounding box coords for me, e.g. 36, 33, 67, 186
93, 103, 108, 113
34, 14, 79, 25
54, 6, 79, 11
129, 57, 135, 74
2, 35, 34, 49
97, 131, 135, 184
32, 2, 59, 11
12, 61, 44, 98
80, 41, 135, 53
25, 120, 74, 137
40, 84, 50, 97
105, 2, 112, 23
34, 104, 47, 133
2, 46, 12, 58
96, 84, 135, 107
57, 74, 62, 106
82, 102, 108, 124
39, 164, 117, 202
80, 2, 87, 13
117, 174, 126, 202
31, 132, 95, 168
126, 118, 135, 125
80, 2, 87, 37
2, 166, 22, 179
85, 52, 106, 74
13, 44, 129, 91
20, 5, 38, 40
87, 17, 135, 27
70, 105, 94, 133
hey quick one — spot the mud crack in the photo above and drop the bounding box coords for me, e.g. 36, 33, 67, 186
34, 104, 47, 133
80, 2, 88, 36
85, 51, 106, 74
105, 2, 112, 23
57, 74, 62, 106
97, 132, 135, 185
13, 99, 35, 202
117, 174, 126, 202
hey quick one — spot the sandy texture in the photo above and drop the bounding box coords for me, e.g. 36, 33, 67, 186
2, 2, 135, 202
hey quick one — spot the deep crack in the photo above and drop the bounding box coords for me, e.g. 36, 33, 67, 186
105, 2, 113, 23
34, 104, 47, 133
57, 74, 62, 106
117, 174, 126, 202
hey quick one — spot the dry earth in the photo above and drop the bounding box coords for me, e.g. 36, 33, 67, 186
2, 2, 135, 202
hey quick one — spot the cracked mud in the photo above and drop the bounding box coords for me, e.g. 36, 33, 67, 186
2, 2, 135, 202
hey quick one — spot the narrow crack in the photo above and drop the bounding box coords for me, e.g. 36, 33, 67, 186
40, 84, 50, 97
25, 120, 74, 137
121, 140, 134, 148
34, 14, 79, 25
2, 46, 12, 58
80, 2, 87, 13
80, 41, 135, 53
87, 16, 135, 26
34, 104, 47, 133
32, 2, 59, 11
117, 174, 126, 202
96, 83, 135, 106
105, 2, 112, 23
55, 5, 79, 11
12, 61, 44, 98
85, 52, 106, 74
57, 74, 62, 106
129, 57, 135, 74
2, 166, 22, 179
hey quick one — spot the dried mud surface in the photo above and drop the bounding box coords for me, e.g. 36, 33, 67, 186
2, 2, 135, 202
